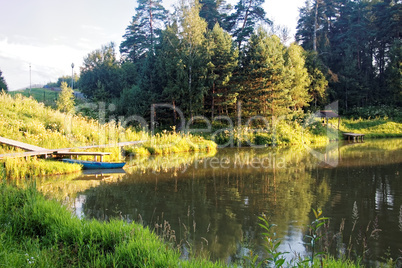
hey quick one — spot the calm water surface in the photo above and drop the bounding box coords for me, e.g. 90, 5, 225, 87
37, 139, 402, 265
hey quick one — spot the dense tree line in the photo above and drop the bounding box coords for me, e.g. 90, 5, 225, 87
296, 0, 402, 110
0, 69, 8, 91
78, 0, 400, 124
45, 75, 79, 90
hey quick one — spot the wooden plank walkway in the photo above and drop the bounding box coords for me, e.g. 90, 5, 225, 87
0, 149, 58, 159
0, 136, 45, 151
343, 132, 365, 142
54, 151, 111, 162
0, 136, 145, 160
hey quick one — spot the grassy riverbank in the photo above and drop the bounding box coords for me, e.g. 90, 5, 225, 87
340, 118, 402, 138
0, 179, 380, 267
0, 93, 216, 177
0, 180, 224, 267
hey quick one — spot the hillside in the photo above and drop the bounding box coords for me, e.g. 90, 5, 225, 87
0, 93, 216, 178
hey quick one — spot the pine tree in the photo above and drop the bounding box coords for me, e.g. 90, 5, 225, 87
224, 0, 271, 49
385, 39, 402, 106
199, 0, 231, 30
240, 28, 291, 118
206, 23, 238, 117
120, 0, 167, 62
0, 69, 8, 91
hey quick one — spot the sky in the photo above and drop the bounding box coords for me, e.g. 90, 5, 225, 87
0, 0, 304, 91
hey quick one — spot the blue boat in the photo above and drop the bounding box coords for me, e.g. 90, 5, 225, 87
61, 159, 126, 169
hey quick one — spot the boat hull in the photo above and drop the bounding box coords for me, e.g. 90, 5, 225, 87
61, 159, 126, 169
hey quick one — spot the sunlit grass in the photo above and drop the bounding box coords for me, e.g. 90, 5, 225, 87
0, 181, 225, 267
3, 157, 82, 179
340, 118, 402, 138
0, 93, 216, 177
8, 87, 60, 108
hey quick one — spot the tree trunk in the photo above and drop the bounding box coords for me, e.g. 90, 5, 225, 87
313, 0, 318, 52
211, 82, 215, 119
238, 0, 253, 49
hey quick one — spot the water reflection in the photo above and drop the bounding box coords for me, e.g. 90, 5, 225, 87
35, 139, 402, 264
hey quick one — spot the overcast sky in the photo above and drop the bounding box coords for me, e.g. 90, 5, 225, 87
0, 0, 304, 90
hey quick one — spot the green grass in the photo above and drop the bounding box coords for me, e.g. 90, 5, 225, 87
3, 157, 82, 179
340, 118, 402, 138
0, 93, 217, 177
8, 87, 60, 108
198, 118, 335, 147
0, 180, 225, 267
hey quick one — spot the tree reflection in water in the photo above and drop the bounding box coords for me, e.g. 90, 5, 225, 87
35, 139, 402, 264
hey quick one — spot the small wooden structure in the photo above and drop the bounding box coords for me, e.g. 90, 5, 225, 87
316, 110, 340, 130
55, 151, 111, 162
0, 136, 45, 151
0, 136, 144, 161
343, 133, 365, 142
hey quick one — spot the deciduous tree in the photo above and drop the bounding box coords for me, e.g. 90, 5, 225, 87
56, 82, 75, 113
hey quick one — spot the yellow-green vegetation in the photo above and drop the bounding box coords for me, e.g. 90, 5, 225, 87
205, 119, 334, 147
4, 157, 82, 179
0, 93, 216, 178
7, 87, 60, 108
0, 180, 224, 268
126, 131, 217, 156
56, 82, 75, 113
340, 118, 402, 138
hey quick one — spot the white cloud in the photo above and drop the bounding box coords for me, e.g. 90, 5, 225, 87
0, 37, 85, 90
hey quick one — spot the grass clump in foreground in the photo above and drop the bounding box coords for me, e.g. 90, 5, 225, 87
0, 180, 223, 268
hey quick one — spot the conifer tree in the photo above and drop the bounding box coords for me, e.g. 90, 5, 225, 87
120, 0, 167, 62
0, 69, 8, 91
206, 23, 238, 117
241, 28, 290, 118
224, 0, 271, 49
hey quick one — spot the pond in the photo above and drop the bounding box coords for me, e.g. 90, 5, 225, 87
36, 139, 402, 265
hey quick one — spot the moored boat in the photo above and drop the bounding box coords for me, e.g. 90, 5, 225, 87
61, 159, 126, 169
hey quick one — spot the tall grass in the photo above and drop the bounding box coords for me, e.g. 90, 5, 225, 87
0, 93, 216, 177
0, 180, 224, 267
202, 119, 334, 147
8, 87, 60, 108
3, 157, 82, 179
340, 118, 402, 138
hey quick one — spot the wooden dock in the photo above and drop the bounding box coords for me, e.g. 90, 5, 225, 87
54, 151, 111, 162
343, 132, 365, 142
0, 137, 144, 160
0, 136, 46, 151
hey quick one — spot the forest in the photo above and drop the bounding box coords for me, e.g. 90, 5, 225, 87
75, 0, 400, 123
